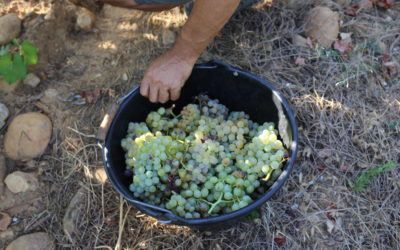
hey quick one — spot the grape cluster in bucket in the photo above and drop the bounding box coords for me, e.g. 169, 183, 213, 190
121, 95, 287, 219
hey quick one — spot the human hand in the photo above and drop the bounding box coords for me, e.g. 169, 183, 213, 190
140, 49, 196, 103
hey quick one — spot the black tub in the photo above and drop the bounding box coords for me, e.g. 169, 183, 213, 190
101, 60, 298, 228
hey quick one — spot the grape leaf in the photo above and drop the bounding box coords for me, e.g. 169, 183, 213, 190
0, 54, 27, 84
0, 54, 13, 75
21, 40, 38, 65
13, 54, 27, 79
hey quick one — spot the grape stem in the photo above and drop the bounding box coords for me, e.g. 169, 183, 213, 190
262, 168, 274, 182
206, 193, 234, 214
168, 110, 182, 119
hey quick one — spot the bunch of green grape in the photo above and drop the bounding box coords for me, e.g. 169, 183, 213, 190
121, 95, 288, 219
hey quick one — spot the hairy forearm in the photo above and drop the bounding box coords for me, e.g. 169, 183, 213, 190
172, 0, 240, 62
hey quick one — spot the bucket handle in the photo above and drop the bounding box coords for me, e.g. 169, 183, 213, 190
194, 59, 232, 70
97, 87, 140, 141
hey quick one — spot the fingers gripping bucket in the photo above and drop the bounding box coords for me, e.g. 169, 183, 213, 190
100, 60, 298, 228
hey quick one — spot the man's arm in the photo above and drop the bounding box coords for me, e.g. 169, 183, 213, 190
140, 0, 240, 103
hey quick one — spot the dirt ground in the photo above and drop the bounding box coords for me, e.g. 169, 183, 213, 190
0, 0, 399, 249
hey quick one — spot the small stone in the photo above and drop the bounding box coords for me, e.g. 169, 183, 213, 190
93, 168, 108, 183
4, 112, 52, 161
292, 34, 308, 47
0, 103, 9, 129
0, 14, 21, 45
121, 73, 128, 82
0, 77, 20, 93
87, 168, 108, 183
305, 7, 339, 47
4, 171, 39, 193
0, 229, 14, 241
23, 73, 41, 88
75, 7, 96, 31
162, 29, 176, 46
6, 232, 54, 250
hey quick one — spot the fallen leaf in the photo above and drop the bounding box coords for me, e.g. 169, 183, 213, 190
382, 54, 397, 77
295, 57, 306, 66
372, 0, 394, 8
274, 235, 286, 246
326, 203, 337, 220
317, 165, 327, 171
344, 4, 359, 16
333, 40, 353, 53
81, 88, 101, 104
0, 212, 12, 231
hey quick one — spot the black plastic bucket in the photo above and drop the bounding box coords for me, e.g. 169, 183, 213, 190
101, 60, 298, 228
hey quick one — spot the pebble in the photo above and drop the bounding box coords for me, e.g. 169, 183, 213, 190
90, 168, 108, 183
162, 29, 176, 46
0, 103, 9, 129
75, 7, 96, 31
4, 171, 39, 193
0, 14, 21, 45
5, 232, 55, 250
0, 229, 15, 241
121, 73, 128, 82
0, 77, 20, 93
23, 73, 41, 88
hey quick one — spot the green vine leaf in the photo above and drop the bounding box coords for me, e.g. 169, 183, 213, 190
0, 40, 38, 84
21, 40, 38, 65
13, 54, 27, 80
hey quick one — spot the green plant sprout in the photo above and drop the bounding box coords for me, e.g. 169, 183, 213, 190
353, 161, 396, 191
0, 39, 38, 84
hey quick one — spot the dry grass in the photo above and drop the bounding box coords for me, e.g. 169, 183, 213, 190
1, 0, 399, 249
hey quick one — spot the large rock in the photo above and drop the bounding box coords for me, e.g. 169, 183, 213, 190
5, 232, 55, 250
4, 171, 39, 193
0, 14, 21, 45
305, 7, 339, 47
4, 112, 52, 161
0, 103, 9, 129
